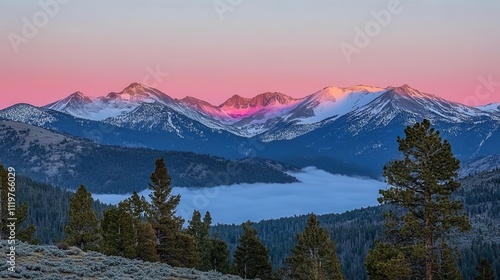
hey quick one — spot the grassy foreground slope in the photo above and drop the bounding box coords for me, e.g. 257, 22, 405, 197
0, 241, 242, 280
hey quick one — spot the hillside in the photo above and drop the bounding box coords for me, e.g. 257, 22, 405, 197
0, 120, 298, 194
0, 241, 242, 280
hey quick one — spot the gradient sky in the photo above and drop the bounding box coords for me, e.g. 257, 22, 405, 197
1, 0, 500, 109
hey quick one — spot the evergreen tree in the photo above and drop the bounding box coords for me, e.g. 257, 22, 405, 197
147, 158, 198, 267
287, 214, 344, 280
234, 221, 273, 280
0, 164, 38, 243
365, 242, 411, 280
475, 258, 495, 280
136, 221, 160, 262
366, 119, 471, 280
117, 193, 160, 262
17, 224, 39, 245
100, 207, 136, 258
187, 210, 213, 271
64, 185, 100, 250
121, 191, 148, 220
210, 235, 232, 274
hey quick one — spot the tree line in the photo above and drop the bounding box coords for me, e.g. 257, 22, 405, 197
56, 158, 345, 279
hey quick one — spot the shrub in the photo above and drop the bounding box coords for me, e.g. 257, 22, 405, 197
57, 242, 70, 250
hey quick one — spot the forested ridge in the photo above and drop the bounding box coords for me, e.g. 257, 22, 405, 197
0, 120, 298, 194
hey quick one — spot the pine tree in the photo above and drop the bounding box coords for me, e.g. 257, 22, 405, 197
17, 224, 40, 245
136, 221, 160, 262
475, 258, 495, 280
100, 207, 136, 258
365, 242, 411, 280
365, 119, 471, 280
147, 158, 198, 267
64, 185, 100, 250
121, 191, 148, 220
119, 192, 159, 262
234, 221, 273, 280
210, 235, 232, 274
287, 214, 344, 280
187, 210, 213, 271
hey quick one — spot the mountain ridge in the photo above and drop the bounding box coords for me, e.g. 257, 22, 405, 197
2, 83, 499, 179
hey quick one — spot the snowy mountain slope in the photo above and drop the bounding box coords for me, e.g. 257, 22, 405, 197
459, 154, 500, 178
345, 85, 496, 134
287, 85, 385, 124
477, 102, 500, 115
103, 101, 221, 138
0, 103, 57, 126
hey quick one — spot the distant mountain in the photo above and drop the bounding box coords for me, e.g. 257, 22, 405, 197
459, 154, 500, 177
477, 102, 500, 115
0, 120, 298, 193
2, 83, 499, 178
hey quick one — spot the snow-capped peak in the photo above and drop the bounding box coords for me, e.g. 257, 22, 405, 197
387, 84, 432, 98
106, 82, 167, 102
219, 94, 251, 109
72, 91, 87, 98
45, 91, 94, 112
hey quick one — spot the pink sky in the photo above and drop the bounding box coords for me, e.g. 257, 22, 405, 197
1, 1, 499, 109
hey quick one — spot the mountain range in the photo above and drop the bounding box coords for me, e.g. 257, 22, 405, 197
1, 83, 499, 178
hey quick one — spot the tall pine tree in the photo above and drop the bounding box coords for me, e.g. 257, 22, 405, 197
287, 214, 344, 280
147, 158, 198, 267
64, 185, 100, 250
234, 221, 273, 280
365, 119, 470, 280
